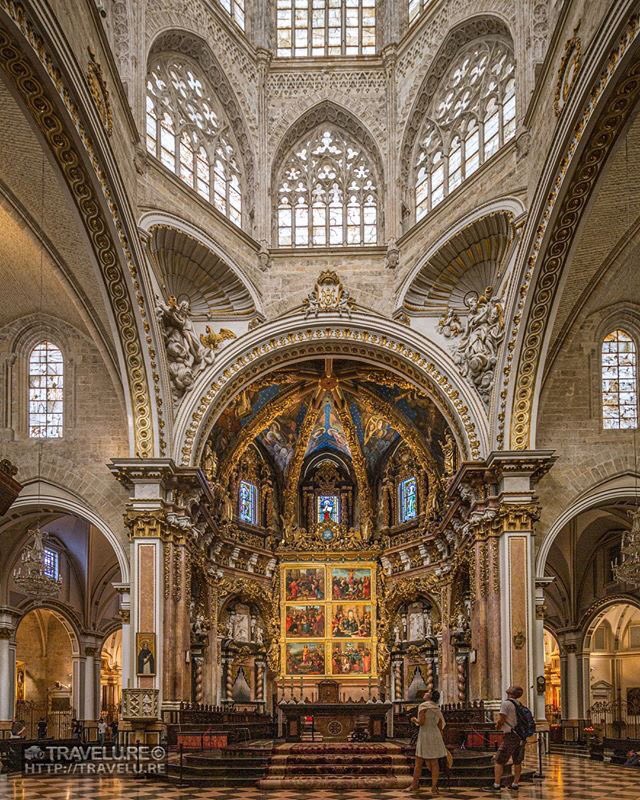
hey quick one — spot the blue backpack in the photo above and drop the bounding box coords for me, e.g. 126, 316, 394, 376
509, 699, 536, 739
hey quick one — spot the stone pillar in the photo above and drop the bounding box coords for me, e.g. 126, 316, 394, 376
72, 655, 86, 720
564, 641, 580, 722
486, 452, 555, 709
0, 612, 18, 729
114, 583, 131, 695
110, 459, 212, 732
256, 48, 272, 245
82, 643, 100, 722
534, 578, 554, 724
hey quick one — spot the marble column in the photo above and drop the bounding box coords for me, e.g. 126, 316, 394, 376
534, 578, 554, 724
0, 613, 17, 727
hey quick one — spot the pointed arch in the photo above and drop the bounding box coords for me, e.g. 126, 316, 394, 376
147, 30, 256, 229
271, 101, 385, 247
400, 15, 514, 227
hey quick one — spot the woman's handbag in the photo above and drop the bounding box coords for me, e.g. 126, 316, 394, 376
445, 749, 454, 770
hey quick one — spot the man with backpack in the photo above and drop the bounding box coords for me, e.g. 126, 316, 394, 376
484, 685, 536, 792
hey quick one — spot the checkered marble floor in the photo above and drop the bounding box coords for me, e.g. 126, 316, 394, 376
0, 755, 638, 799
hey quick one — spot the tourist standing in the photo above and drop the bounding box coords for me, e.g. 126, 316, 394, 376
484, 685, 535, 792
97, 717, 107, 746
407, 689, 447, 795
110, 718, 119, 745
37, 717, 47, 739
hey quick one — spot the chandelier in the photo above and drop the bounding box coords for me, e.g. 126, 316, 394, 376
13, 526, 62, 597
612, 507, 640, 587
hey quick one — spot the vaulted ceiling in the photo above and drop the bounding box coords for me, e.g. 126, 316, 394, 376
207, 358, 452, 488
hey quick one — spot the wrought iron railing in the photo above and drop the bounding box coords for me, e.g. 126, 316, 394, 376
588, 700, 640, 741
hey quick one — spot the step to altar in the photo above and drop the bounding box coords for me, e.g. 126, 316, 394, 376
258, 742, 412, 789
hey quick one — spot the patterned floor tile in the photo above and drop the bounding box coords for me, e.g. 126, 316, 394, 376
0, 755, 639, 799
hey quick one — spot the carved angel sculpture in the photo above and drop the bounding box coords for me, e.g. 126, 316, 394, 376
156, 296, 213, 399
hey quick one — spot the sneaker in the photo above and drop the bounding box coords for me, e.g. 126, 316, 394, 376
510, 784, 519, 791
483, 786, 501, 793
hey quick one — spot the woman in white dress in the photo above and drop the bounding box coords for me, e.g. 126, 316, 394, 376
407, 689, 447, 794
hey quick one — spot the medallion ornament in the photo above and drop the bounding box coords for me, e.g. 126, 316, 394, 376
303, 271, 355, 318
86, 48, 113, 135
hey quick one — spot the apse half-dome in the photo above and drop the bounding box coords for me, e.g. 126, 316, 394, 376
148, 225, 256, 318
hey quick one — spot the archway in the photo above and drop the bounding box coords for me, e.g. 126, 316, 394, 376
543, 629, 561, 724
15, 608, 78, 738
100, 629, 122, 722
584, 602, 640, 741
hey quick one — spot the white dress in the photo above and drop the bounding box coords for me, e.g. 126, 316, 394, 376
415, 701, 447, 760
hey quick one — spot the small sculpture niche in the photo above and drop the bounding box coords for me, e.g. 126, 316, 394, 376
225, 602, 265, 646
398, 602, 433, 643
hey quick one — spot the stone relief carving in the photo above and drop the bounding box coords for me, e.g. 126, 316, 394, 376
86, 48, 113, 136
156, 296, 219, 400
438, 287, 505, 404
303, 271, 356, 319
554, 33, 582, 116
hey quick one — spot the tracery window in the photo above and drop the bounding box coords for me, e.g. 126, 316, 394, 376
602, 330, 638, 429
276, 127, 378, 247
28, 341, 63, 439
415, 39, 516, 221
276, 0, 376, 58
239, 480, 258, 525
146, 57, 242, 226
217, 0, 245, 29
318, 494, 340, 523
398, 477, 417, 523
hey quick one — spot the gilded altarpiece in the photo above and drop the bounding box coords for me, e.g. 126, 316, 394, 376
280, 561, 378, 680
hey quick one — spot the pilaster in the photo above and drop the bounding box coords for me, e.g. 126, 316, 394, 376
0, 609, 19, 727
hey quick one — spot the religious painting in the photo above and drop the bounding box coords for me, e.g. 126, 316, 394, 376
286, 642, 325, 675
331, 604, 372, 638
285, 567, 325, 601
349, 400, 399, 474
331, 641, 372, 675
331, 567, 371, 600
285, 605, 325, 638
136, 633, 156, 676
305, 398, 351, 457
628, 687, 640, 715
15, 663, 25, 701
258, 404, 308, 474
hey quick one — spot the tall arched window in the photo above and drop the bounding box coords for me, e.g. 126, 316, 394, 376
276, 0, 376, 57
414, 39, 516, 221
398, 476, 417, 523
28, 341, 64, 438
146, 57, 243, 227
276, 127, 378, 247
602, 330, 638, 429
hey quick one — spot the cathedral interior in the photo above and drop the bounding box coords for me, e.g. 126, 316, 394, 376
1, 0, 640, 797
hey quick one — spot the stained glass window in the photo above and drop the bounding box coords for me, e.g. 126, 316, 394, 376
276, 127, 378, 247
399, 477, 417, 523
276, 0, 376, 57
415, 40, 516, 221
146, 57, 242, 227
318, 494, 340, 523
43, 547, 59, 580
602, 330, 638, 429
28, 341, 63, 438
239, 480, 258, 525
217, 0, 245, 29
